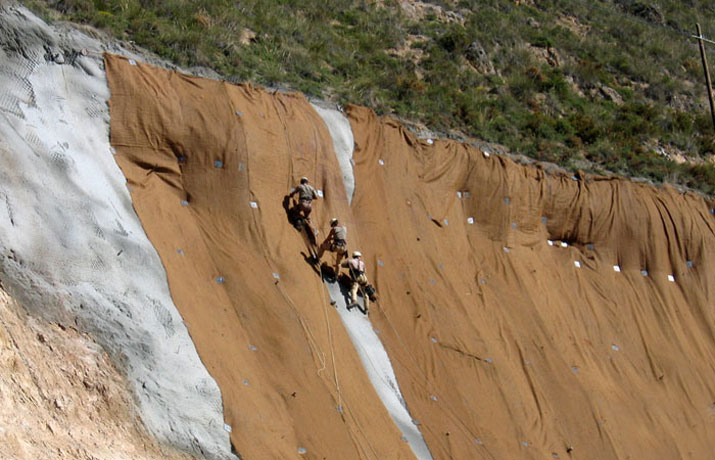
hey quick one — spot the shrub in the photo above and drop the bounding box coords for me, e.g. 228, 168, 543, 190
570, 114, 601, 144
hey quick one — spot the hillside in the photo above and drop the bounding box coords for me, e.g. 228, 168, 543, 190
23, 0, 715, 195
104, 52, 715, 459
1, 4, 714, 460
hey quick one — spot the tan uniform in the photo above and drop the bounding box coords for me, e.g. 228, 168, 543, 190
292, 183, 318, 218
332, 225, 347, 242
295, 183, 317, 201
317, 225, 347, 273
342, 257, 368, 309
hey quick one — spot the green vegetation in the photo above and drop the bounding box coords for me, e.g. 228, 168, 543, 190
25, 0, 715, 195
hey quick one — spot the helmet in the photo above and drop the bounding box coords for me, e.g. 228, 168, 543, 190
300, 176, 309, 184
353, 251, 362, 258
330, 218, 338, 226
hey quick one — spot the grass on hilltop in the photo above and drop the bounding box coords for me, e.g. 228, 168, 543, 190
25, 0, 715, 195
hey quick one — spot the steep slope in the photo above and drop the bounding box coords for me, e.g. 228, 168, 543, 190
312, 101, 432, 459
106, 53, 715, 460
346, 107, 715, 459
106, 54, 419, 459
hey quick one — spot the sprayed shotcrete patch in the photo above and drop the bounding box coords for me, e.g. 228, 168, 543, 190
0, 5, 234, 459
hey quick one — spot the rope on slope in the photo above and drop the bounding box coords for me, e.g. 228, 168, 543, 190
270, 98, 381, 459
313, 256, 391, 460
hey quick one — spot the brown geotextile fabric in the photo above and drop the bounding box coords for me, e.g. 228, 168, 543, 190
105, 54, 715, 460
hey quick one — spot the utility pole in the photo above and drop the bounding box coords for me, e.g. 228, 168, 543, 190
695, 23, 715, 130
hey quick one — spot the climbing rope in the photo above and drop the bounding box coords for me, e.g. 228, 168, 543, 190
270, 98, 383, 459
317, 261, 341, 406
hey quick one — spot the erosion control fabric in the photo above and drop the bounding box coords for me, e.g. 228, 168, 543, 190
105, 54, 715, 459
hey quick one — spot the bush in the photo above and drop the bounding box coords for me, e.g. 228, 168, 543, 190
436, 24, 470, 54
570, 114, 601, 144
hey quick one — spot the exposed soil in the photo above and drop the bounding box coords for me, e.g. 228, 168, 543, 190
0, 287, 195, 460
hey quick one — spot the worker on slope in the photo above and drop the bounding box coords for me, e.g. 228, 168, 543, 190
316, 218, 348, 275
289, 177, 319, 223
342, 251, 370, 312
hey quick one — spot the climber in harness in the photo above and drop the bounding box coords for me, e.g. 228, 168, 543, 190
316, 218, 347, 276
289, 177, 318, 223
342, 251, 376, 313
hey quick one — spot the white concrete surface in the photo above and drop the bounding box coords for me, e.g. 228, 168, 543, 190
310, 103, 356, 202
314, 106, 433, 459
0, 5, 235, 459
